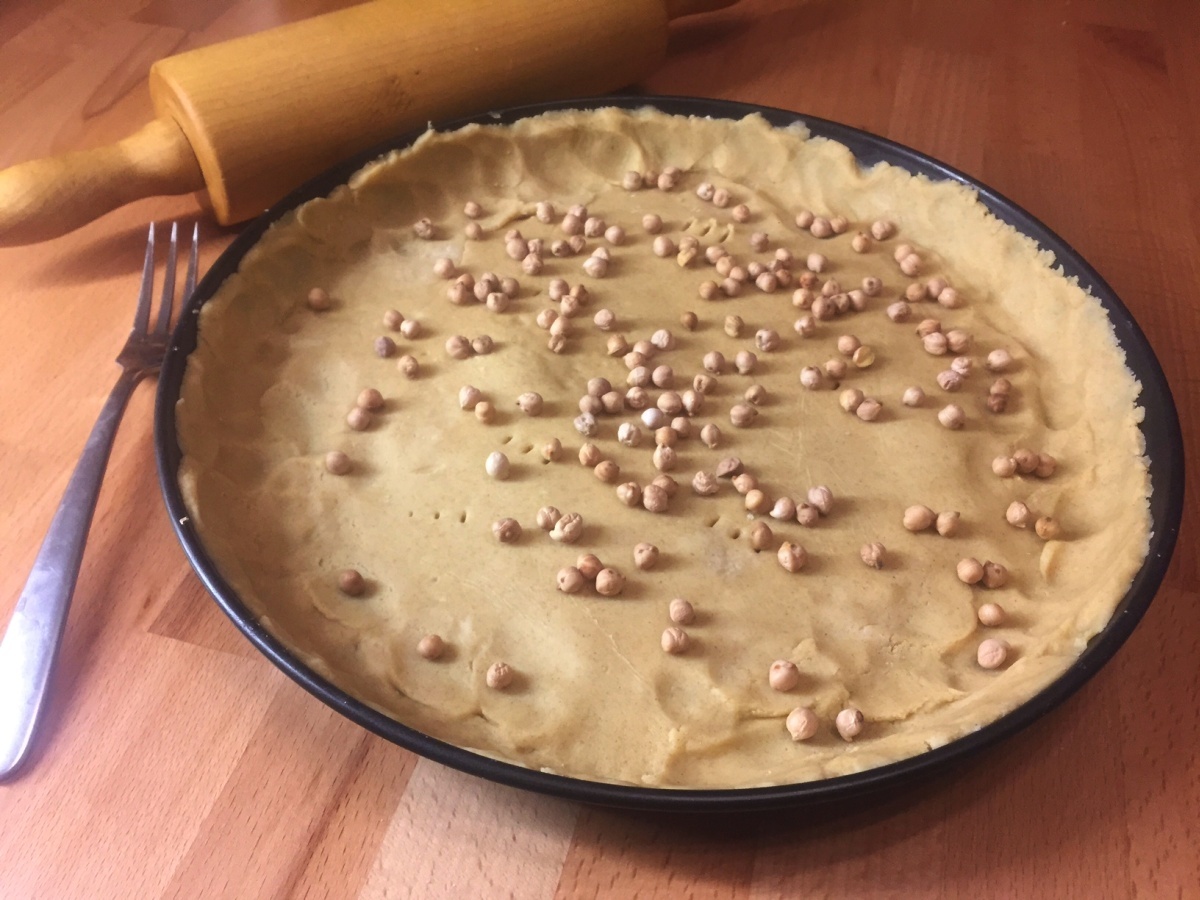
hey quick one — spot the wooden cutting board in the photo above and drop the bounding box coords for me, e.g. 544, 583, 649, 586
0, 0, 733, 246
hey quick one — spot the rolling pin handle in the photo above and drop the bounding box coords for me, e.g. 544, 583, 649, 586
0, 118, 204, 247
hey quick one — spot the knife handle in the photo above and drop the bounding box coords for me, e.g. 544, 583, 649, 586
0, 118, 203, 247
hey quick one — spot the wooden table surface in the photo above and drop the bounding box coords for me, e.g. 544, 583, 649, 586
1, 1, 1197, 897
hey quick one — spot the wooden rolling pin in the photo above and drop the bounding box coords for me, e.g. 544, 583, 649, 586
0, 0, 734, 246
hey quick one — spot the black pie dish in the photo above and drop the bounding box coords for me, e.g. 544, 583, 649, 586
154, 95, 1184, 812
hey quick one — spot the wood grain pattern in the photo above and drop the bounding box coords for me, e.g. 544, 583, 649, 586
0, 1, 1196, 897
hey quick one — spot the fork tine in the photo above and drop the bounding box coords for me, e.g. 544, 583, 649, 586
184, 223, 199, 300
133, 223, 155, 334
154, 222, 178, 336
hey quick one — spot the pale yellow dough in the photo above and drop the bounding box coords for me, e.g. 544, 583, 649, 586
176, 108, 1150, 788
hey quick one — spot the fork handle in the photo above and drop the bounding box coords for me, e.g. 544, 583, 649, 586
0, 368, 145, 779
0, 118, 203, 247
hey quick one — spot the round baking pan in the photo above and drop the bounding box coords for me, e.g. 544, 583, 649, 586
155, 95, 1184, 812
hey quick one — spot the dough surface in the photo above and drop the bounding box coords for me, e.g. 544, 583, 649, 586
177, 108, 1150, 788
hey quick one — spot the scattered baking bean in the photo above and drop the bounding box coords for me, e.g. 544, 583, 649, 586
486, 662, 514, 689
897, 386, 924, 408
794, 210, 815, 229
417, 634, 445, 660
642, 484, 670, 513
937, 369, 965, 392
770, 496, 796, 520
851, 233, 872, 253
871, 219, 896, 241
412, 218, 435, 239
541, 439, 562, 462
744, 384, 768, 406
990, 456, 1016, 478
794, 316, 816, 337
810, 216, 832, 238
475, 401, 495, 423
458, 385, 482, 411
698, 280, 720, 300
652, 235, 676, 258
642, 213, 663, 234
668, 598, 695, 626
493, 517, 522, 543
899, 253, 921, 276
945, 329, 971, 354
582, 256, 608, 278
611, 481, 640, 508
903, 505, 936, 531
839, 388, 864, 413
799, 367, 822, 390
1013, 448, 1039, 474
592, 460, 618, 484
346, 407, 372, 431
1006, 500, 1032, 528
729, 403, 757, 427
744, 489, 770, 514
886, 301, 911, 323
578, 442, 602, 467
1035, 453, 1058, 478
769, 660, 801, 692
537, 507, 562, 531
1035, 516, 1061, 540
982, 561, 1009, 589
795, 503, 819, 527
905, 282, 926, 303
356, 388, 384, 411
373, 335, 397, 359
445, 335, 472, 359
652, 445, 678, 472
860, 542, 887, 568
732, 473, 758, 495
777, 541, 807, 573
957, 557, 984, 585
922, 332, 949, 356
550, 512, 584, 544
485, 451, 510, 480
394, 354, 418, 379
633, 542, 660, 571
338, 568, 365, 596
977, 638, 1009, 670
605, 334, 630, 357
595, 568, 626, 597
324, 450, 351, 475
662, 626, 690, 654
807, 485, 833, 516
977, 603, 1005, 627
936, 511, 960, 536
691, 471, 719, 496
712, 187, 731, 207
786, 707, 820, 741
856, 398, 883, 422
680, 311, 698, 331
937, 287, 961, 308
748, 520, 774, 551
836, 707, 864, 741
753, 329, 780, 353
307, 287, 332, 311
938, 404, 965, 429
574, 413, 599, 437
557, 566, 585, 594
852, 346, 876, 369
471, 335, 494, 355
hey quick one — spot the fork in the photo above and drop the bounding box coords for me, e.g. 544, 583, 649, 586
0, 222, 198, 780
